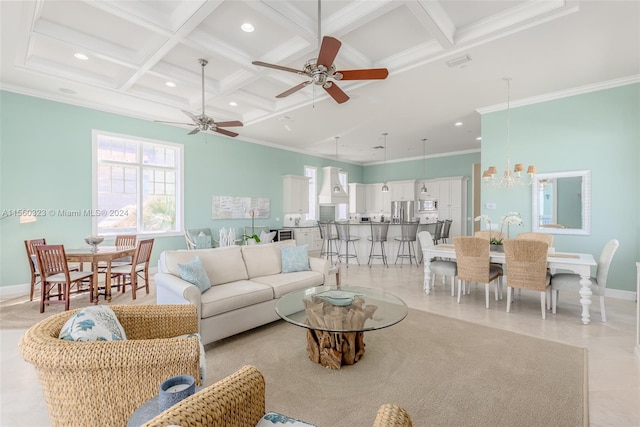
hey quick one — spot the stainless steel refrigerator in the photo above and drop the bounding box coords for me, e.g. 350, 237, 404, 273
391, 200, 415, 223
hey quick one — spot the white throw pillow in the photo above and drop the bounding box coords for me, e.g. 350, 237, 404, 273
259, 230, 276, 244
59, 306, 127, 342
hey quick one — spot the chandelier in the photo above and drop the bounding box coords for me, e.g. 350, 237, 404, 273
482, 77, 536, 188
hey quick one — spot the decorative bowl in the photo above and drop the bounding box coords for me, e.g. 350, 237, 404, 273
84, 235, 104, 252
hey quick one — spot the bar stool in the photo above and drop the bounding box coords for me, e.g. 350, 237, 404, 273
394, 220, 420, 266
439, 220, 453, 244
368, 222, 390, 267
335, 221, 360, 267
318, 220, 339, 264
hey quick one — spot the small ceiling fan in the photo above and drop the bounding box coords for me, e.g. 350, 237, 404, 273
252, 1, 388, 104
155, 58, 243, 137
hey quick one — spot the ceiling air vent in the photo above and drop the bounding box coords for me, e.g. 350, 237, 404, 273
446, 55, 472, 68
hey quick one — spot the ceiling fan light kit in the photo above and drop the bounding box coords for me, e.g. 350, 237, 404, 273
483, 77, 535, 189
155, 58, 243, 137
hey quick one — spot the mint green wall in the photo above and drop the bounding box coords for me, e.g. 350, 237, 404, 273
0, 91, 361, 288
481, 83, 639, 292
363, 152, 479, 183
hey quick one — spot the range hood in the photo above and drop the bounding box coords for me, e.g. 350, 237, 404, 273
318, 166, 348, 204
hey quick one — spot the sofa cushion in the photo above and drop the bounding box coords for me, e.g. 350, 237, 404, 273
59, 306, 127, 342
252, 271, 324, 298
200, 280, 274, 318
163, 246, 248, 286
241, 242, 283, 278
281, 245, 310, 273
178, 256, 211, 293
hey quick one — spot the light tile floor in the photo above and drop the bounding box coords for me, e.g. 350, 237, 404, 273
2, 263, 639, 426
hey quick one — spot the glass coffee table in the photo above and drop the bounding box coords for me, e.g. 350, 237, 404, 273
275, 286, 408, 369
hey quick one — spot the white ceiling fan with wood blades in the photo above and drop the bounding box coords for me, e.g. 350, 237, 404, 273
155, 58, 243, 137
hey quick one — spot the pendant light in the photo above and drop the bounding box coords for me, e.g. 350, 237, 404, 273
381, 132, 389, 192
332, 136, 342, 193
420, 138, 428, 195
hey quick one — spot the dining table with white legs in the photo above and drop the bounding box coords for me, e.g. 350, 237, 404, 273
422, 244, 597, 325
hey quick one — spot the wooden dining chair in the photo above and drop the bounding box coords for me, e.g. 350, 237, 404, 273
453, 236, 503, 308
504, 239, 551, 319
25, 238, 47, 301
109, 238, 154, 299
35, 245, 94, 313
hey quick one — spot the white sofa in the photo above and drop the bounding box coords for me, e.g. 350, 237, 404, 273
155, 240, 329, 345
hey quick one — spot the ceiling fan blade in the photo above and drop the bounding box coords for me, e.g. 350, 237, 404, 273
324, 82, 349, 104
317, 36, 341, 68
213, 128, 239, 138
337, 68, 389, 80
182, 110, 200, 123
252, 61, 304, 75
187, 127, 200, 135
215, 120, 243, 128
276, 81, 311, 98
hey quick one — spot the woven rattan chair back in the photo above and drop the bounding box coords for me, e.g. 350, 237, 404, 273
516, 232, 554, 248
453, 236, 492, 282
504, 239, 549, 291
18, 305, 200, 427
25, 238, 46, 301
474, 230, 505, 242
373, 403, 413, 427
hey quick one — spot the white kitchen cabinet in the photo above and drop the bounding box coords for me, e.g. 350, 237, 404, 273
365, 183, 391, 215
291, 227, 322, 257
349, 183, 367, 214
437, 177, 468, 238
389, 180, 416, 201
283, 175, 310, 214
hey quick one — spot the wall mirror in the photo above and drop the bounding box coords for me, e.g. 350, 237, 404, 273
531, 170, 591, 235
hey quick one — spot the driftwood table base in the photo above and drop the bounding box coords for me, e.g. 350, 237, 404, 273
303, 296, 377, 369
306, 329, 366, 369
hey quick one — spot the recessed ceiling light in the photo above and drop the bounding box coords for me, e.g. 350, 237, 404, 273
74, 53, 89, 61
241, 23, 254, 32
454, 122, 463, 127
476, 136, 482, 141
229, 101, 238, 107
165, 81, 176, 88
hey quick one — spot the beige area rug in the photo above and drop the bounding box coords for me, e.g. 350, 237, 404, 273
2, 287, 587, 426
205, 309, 588, 427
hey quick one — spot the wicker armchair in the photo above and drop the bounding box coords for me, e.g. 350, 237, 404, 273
19, 305, 201, 427
143, 365, 413, 427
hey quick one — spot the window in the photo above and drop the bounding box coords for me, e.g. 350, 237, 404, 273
337, 171, 348, 220
304, 166, 317, 221
93, 131, 183, 236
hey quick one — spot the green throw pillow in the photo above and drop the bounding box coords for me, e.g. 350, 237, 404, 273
178, 256, 211, 293
59, 306, 127, 341
281, 245, 310, 273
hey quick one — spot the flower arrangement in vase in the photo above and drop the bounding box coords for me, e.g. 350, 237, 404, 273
474, 212, 523, 250
242, 209, 261, 245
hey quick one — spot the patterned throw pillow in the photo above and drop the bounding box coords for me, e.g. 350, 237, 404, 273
172, 332, 206, 382
255, 412, 317, 427
59, 306, 127, 341
178, 256, 211, 293
281, 245, 310, 273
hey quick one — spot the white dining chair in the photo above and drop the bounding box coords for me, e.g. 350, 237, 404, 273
550, 239, 619, 322
418, 231, 457, 296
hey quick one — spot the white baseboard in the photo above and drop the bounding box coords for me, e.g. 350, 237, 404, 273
605, 288, 636, 301
0, 267, 159, 299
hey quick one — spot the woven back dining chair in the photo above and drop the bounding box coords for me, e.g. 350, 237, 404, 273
504, 239, 551, 319
109, 238, 154, 299
516, 232, 554, 248
35, 244, 94, 313
474, 230, 505, 242
453, 236, 503, 308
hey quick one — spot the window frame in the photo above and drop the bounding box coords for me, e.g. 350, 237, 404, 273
91, 130, 184, 237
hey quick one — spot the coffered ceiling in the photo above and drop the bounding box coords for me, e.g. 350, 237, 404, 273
1, 1, 638, 164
